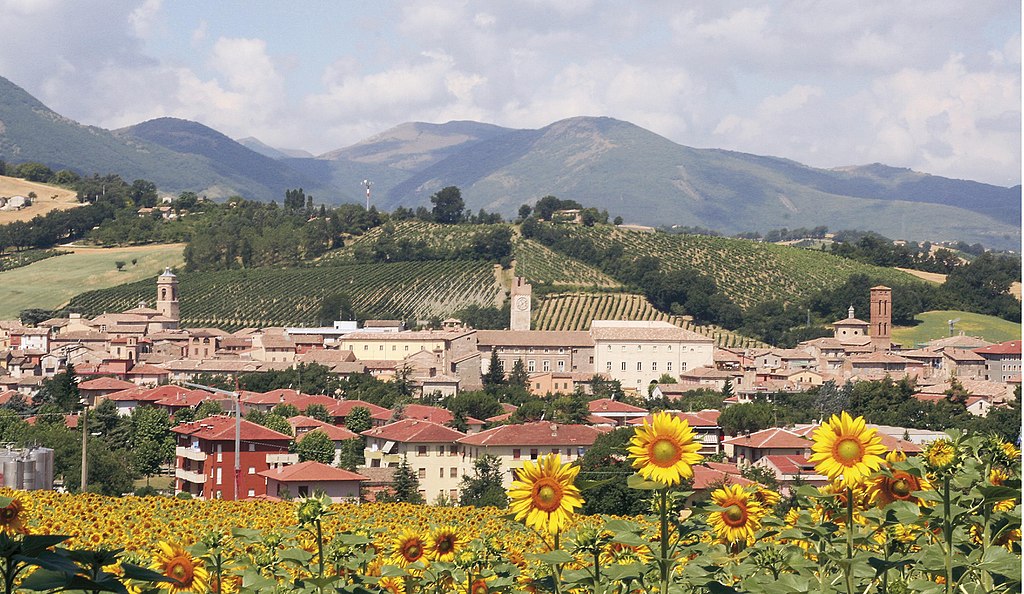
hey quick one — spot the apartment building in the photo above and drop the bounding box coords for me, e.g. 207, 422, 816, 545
361, 419, 467, 503
590, 320, 714, 390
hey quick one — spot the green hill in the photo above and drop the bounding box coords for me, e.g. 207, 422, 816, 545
893, 310, 1021, 347
67, 260, 504, 331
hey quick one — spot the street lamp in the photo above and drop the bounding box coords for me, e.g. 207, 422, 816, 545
183, 381, 241, 501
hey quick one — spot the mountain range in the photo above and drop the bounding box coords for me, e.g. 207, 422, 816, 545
0, 75, 1019, 249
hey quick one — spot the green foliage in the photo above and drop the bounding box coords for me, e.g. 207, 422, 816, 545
579, 427, 651, 515
459, 454, 509, 508
443, 391, 504, 423
336, 438, 364, 471
37, 365, 81, 411
296, 430, 335, 464
380, 456, 424, 504
344, 406, 372, 435
127, 405, 174, 478
718, 401, 777, 436
271, 403, 300, 419
317, 293, 356, 325
303, 404, 331, 423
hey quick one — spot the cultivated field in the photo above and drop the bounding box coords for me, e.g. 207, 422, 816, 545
0, 244, 184, 319
0, 175, 80, 223
898, 266, 1022, 301
68, 259, 504, 331
892, 309, 1022, 347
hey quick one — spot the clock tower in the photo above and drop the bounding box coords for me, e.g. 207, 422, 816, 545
510, 276, 532, 331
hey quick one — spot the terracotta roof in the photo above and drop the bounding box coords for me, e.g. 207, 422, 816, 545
925, 335, 993, 350
172, 415, 292, 442
155, 389, 217, 408
832, 318, 869, 326
629, 410, 721, 427
257, 460, 367, 482
653, 382, 708, 395
758, 454, 817, 475
723, 427, 812, 449
848, 353, 915, 364
679, 367, 736, 380
107, 384, 188, 402
691, 463, 754, 490
327, 399, 389, 417
373, 403, 483, 426
589, 320, 712, 342
363, 419, 466, 443
943, 349, 986, 362
362, 320, 404, 328
974, 341, 1021, 356
587, 398, 648, 414
476, 330, 594, 348
0, 390, 18, 405
912, 393, 986, 406
125, 364, 170, 376
342, 329, 474, 341
289, 416, 359, 441
77, 377, 136, 391
457, 422, 610, 447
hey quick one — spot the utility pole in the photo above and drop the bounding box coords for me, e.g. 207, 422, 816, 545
362, 179, 372, 211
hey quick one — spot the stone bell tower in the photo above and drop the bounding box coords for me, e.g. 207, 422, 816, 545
156, 268, 180, 322
869, 285, 892, 350
510, 277, 532, 331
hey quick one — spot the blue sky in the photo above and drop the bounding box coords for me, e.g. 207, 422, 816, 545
1, 1, 1019, 185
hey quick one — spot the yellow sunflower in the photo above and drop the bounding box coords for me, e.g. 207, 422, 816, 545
390, 529, 429, 568
808, 412, 887, 488
752, 487, 781, 509
378, 576, 405, 594
924, 439, 958, 473
427, 525, 462, 562
707, 484, 764, 545
508, 454, 584, 534
151, 541, 210, 594
868, 450, 932, 508
1001, 442, 1021, 460
627, 412, 703, 486
0, 497, 28, 535
460, 575, 496, 594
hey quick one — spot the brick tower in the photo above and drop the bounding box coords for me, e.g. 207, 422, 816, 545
869, 285, 892, 350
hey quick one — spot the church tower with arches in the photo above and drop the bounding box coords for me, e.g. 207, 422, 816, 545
156, 268, 180, 323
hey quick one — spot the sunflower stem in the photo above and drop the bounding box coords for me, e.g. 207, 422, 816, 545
844, 486, 854, 594
553, 530, 563, 594
659, 488, 669, 594
942, 476, 952, 594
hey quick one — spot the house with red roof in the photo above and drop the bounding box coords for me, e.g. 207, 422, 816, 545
326, 399, 389, 427
172, 415, 296, 500
974, 340, 1022, 383
362, 419, 467, 503
76, 377, 136, 404
753, 455, 829, 491
106, 384, 189, 416
372, 403, 484, 433
586, 398, 648, 426
154, 389, 219, 418
457, 422, 611, 488
258, 461, 366, 503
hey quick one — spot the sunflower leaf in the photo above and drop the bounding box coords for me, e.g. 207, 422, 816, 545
120, 562, 174, 583
533, 550, 575, 565
626, 474, 665, 491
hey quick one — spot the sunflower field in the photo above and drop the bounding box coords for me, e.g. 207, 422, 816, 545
0, 415, 1019, 594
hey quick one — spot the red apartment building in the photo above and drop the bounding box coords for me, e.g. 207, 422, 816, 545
172, 416, 296, 500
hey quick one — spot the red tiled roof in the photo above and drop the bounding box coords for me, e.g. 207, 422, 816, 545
758, 454, 817, 475
257, 461, 366, 482
628, 410, 721, 427
76, 377, 136, 391
289, 416, 359, 441
362, 419, 466, 443
327, 399, 389, 417
125, 364, 170, 376
912, 393, 986, 406
107, 385, 188, 402
723, 427, 812, 449
0, 390, 18, 405
587, 398, 648, 414
457, 422, 610, 447
172, 415, 292, 442
155, 389, 217, 408
374, 403, 484, 426
691, 464, 754, 490
974, 340, 1021, 356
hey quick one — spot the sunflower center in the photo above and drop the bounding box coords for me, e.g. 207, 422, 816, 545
650, 438, 681, 467
722, 504, 747, 527
472, 579, 489, 594
834, 438, 863, 465
0, 508, 15, 521
402, 541, 423, 561
437, 536, 454, 552
166, 557, 194, 584
532, 477, 563, 512
890, 475, 914, 498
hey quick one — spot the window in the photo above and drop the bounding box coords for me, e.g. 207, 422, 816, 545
551, 449, 559, 455
418, 490, 426, 500
450, 489, 458, 500
681, 362, 687, 371
530, 448, 539, 460
542, 360, 550, 372
404, 345, 409, 351
417, 445, 427, 456
438, 445, 445, 455
379, 345, 384, 350
216, 468, 222, 485
450, 467, 458, 478
216, 444, 223, 462
606, 362, 612, 372
667, 362, 672, 371
439, 468, 445, 478
528, 360, 536, 372
248, 467, 255, 475
418, 468, 427, 479
558, 361, 565, 371
392, 345, 396, 351
621, 362, 627, 371
652, 362, 657, 372
364, 345, 369, 350
371, 459, 381, 467
513, 448, 521, 460
298, 486, 309, 497
636, 362, 643, 371
558, 347, 565, 354
638, 345, 642, 351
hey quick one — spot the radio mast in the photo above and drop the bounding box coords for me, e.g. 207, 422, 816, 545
362, 179, 373, 211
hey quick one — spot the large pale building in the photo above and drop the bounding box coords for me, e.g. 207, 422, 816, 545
590, 320, 714, 390
361, 419, 467, 503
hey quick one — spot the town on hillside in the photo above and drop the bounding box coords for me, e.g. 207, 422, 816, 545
0, 270, 1019, 505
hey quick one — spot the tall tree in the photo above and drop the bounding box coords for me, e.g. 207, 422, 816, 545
296, 430, 335, 464
483, 349, 505, 389
459, 455, 508, 508
345, 406, 372, 435
508, 359, 529, 389
430, 186, 465, 224
128, 406, 174, 483
383, 456, 424, 504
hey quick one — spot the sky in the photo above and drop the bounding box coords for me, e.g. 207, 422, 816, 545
0, 1, 1020, 186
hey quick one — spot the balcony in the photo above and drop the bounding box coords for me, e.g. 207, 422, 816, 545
176, 446, 208, 462
266, 453, 299, 466
175, 468, 207, 484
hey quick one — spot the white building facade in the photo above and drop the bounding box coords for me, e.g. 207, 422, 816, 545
590, 320, 714, 390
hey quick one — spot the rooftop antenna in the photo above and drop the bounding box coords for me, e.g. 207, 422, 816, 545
362, 179, 372, 211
